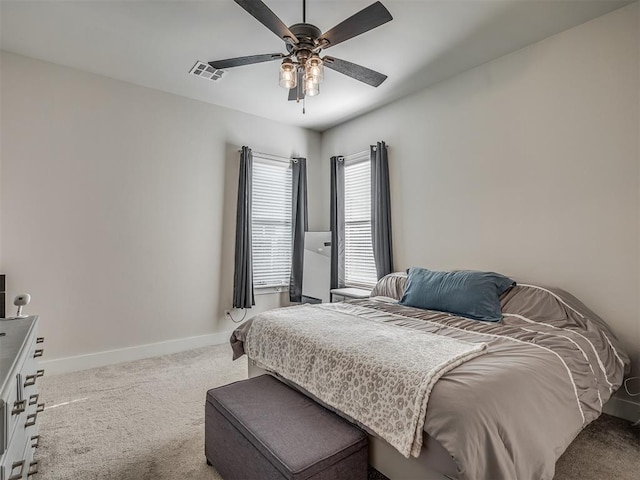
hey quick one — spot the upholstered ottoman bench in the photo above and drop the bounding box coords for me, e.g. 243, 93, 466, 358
205, 374, 368, 480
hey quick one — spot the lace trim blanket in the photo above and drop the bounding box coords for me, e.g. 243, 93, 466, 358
246, 303, 487, 458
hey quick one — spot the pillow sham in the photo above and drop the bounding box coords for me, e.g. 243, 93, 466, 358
399, 267, 515, 322
370, 272, 408, 300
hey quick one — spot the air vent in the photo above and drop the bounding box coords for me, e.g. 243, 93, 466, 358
189, 61, 224, 81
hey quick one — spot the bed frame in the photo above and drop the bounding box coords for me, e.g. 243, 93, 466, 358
248, 359, 458, 480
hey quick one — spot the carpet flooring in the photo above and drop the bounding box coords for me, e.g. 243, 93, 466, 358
36, 344, 639, 480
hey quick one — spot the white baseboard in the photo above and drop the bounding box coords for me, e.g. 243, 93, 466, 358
41, 331, 234, 376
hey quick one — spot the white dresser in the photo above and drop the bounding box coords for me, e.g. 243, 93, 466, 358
0, 317, 43, 480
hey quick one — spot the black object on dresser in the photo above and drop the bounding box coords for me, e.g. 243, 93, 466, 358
0, 275, 5, 319
0, 316, 43, 480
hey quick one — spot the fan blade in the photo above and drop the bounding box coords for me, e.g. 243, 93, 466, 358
234, 0, 298, 44
288, 70, 305, 101
323, 56, 387, 87
209, 53, 284, 69
320, 1, 392, 49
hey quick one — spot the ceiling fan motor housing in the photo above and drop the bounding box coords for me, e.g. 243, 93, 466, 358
287, 23, 323, 62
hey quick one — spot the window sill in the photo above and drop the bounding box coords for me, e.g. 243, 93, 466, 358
255, 285, 289, 296
344, 284, 376, 290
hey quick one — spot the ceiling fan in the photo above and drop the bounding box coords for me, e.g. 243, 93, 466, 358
208, 0, 393, 102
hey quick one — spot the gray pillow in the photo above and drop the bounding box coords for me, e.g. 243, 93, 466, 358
399, 267, 515, 322
371, 272, 408, 300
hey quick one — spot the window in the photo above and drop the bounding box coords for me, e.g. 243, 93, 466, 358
344, 154, 378, 288
252, 158, 292, 288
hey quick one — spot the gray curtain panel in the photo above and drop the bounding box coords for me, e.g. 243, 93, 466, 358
330, 156, 346, 289
289, 158, 308, 303
371, 141, 394, 279
233, 146, 255, 309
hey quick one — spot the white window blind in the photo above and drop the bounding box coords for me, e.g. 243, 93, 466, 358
344, 155, 378, 289
252, 158, 292, 288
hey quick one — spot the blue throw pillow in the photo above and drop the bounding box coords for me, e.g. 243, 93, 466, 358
399, 267, 515, 322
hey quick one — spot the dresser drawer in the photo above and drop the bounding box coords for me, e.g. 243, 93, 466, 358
24, 336, 43, 375
0, 426, 38, 480
23, 397, 42, 435
22, 334, 43, 392
2, 375, 23, 456
21, 369, 43, 415
2, 336, 43, 454
3, 403, 41, 480
21, 419, 39, 480
0, 418, 27, 480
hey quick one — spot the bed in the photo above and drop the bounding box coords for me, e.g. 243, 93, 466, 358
230, 271, 629, 480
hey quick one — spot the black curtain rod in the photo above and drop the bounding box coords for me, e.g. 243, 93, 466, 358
340, 144, 389, 160
237, 150, 299, 163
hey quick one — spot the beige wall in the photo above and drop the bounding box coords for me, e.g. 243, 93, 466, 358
0, 52, 321, 361
1, 4, 638, 375
322, 4, 640, 374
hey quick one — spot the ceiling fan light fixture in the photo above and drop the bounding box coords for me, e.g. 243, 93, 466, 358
207, 0, 393, 105
306, 55, 324, 84
279, 59, 297, 89
303, 73, 320, 97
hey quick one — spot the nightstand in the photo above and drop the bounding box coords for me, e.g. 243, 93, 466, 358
330, 288, 371, 302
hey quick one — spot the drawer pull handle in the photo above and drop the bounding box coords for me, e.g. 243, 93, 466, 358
27, 460, 39, 477
36, 402, 45, 413
34, 349, 44, 358
9, 460, 24, 480
25, 412, 38, 428
24, 374, 37, 387
36, 337, 44, 344
12, 399, 26, 415
31, 435, 40, 448
29, 394, 39, 406
36, 369, 45, 378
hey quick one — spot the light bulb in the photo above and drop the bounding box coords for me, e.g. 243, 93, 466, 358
304, 73, 319, 97
305, 55, 324, 84
279, 60, 297, 90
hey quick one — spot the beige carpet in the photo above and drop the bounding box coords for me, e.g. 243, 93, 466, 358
37, 345, 244, 480
37, 344, 639, 480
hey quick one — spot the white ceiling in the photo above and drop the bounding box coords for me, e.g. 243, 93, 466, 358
0, 0, 632, 131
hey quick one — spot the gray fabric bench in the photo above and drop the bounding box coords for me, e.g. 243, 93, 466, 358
205, 374, 368, 480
